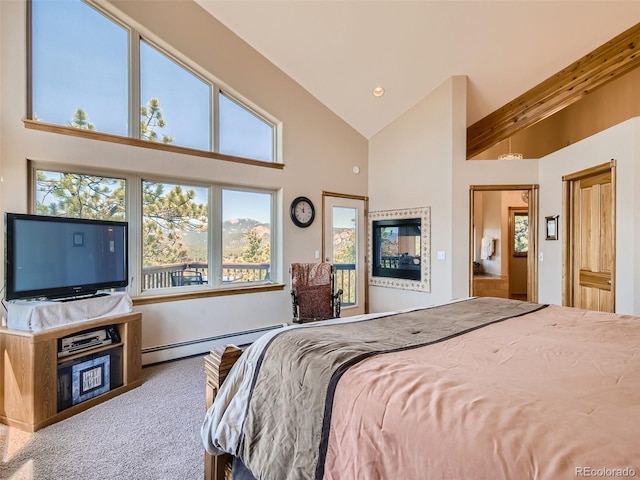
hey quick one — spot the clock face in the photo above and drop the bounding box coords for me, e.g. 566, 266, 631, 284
290, 197, 315, 228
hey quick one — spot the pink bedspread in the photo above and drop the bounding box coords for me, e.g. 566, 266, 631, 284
325, 305, 640, 479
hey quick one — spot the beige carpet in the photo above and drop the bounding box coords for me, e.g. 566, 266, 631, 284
0, 355, 206, 480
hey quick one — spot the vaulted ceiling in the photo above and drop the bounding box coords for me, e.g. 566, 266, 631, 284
195, 0, 640, 149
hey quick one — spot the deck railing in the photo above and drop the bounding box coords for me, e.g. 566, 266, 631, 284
142, 262, 356, 306
334, 263, 356, 306
142, 262, 269, 289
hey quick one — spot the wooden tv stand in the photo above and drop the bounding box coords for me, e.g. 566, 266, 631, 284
0, 312, 142, 432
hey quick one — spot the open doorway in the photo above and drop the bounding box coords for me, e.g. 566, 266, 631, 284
469, 185, 539, 302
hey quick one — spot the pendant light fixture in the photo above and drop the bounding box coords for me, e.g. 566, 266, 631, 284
498, 137, 523, 161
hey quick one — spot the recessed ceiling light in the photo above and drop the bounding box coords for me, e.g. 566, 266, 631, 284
372, 87, 385, 97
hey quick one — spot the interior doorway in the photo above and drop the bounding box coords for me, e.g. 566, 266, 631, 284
469, 185, 539, 302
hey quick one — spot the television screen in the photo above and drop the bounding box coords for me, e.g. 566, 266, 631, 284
4, 213, 128, 301
372, 217, 421, 281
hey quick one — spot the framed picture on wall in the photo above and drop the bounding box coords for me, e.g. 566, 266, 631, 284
545, 215, 559, 240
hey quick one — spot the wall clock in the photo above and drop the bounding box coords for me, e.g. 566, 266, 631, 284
290, 196, 315, 228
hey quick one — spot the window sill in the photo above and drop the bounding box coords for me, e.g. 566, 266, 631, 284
131, 283, 285, 306
23, 119, 284, 170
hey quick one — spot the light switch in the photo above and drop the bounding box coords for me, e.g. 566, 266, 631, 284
315, 250, 320, 260
437, 251, 446, 260
538, 252, 544, 261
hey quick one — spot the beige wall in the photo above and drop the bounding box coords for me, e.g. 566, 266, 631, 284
0, 0, 368, 362
479, 191, 502, 276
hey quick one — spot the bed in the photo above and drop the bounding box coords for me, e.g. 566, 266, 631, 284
201, 296, 640, 480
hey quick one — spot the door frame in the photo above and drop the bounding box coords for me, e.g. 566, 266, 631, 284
561, 160, 616, 308
321, 191, 369, 314
469, 184, 539, 302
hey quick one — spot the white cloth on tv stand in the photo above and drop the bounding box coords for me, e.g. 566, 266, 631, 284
6, 292, 133, 332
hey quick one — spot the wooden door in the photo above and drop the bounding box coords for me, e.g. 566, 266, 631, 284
565, 163, 615, 312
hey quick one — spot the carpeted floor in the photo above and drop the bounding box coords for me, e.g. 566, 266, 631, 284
0, 355, 206, 480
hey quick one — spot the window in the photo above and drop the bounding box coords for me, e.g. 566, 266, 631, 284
31, 0, 128, 136
140, 40, 211, 150
222, 189, 272, 283
35, 170, 126, 221
29, 0, 277, 163
32, 165, 277, 295
219, 92, 274, 162
142, 181, 209, 290
513, 211, 529, 256
331, 206, 357, 306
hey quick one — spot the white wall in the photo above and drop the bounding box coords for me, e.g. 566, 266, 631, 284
537, 118, 640, 314
0, 0, 368, 362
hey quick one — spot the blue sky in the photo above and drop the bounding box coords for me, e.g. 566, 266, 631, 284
32, 0, 129, 135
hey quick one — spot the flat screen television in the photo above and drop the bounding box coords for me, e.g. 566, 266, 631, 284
4, 213, 129, 301
372, 217, 422, 281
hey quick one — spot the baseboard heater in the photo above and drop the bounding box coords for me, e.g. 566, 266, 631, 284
141, 323, 287, 365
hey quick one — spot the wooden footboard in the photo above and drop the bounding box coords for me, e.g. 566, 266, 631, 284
204, 345, 243, 480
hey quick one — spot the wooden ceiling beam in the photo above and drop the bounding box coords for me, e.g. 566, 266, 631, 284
467, 22, 640, 159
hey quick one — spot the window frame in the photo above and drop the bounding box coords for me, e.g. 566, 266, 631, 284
27, 0, 281, 167
28, 161, 281, 301
511, 208, 529, 257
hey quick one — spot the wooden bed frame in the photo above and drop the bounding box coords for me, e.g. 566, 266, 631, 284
204, 345, 243, 480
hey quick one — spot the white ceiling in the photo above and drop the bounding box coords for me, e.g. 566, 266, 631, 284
196, 1, 640, 139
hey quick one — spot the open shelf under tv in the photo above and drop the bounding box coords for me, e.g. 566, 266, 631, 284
0, 312, 142, 432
